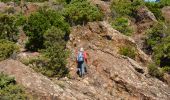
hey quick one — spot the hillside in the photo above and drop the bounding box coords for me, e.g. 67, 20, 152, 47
0, 0, 170, 100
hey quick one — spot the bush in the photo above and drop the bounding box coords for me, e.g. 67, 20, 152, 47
15, 14, 27, 27
161, 66, 170, 74
145, 2, 165, 20
148, 63, 164, 80
25, 27, 69, 77
111, 0, 144, 17
26, 0, 48, 2
146, 22, 167, 49
24, 8, 70, 51
0, 14, 18, 42
41, 27, 69, 77
0, 39, 19, 61
146, 22, 170, 67
0, 0, 48, 2
145, 0, 170, 21
111, 17, 133, 36
0, 73, 29, 100
63, 0, 103, 25
119, 46, 136, 59
160, 0, 170, 6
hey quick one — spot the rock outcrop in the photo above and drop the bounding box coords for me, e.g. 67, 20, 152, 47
162, 6, 170, 22
89, 0, 111, 20
0, 1, 170, 100
1, 21, 170, 100
67, 21, 170, 100
133, 6, 157, 49
0, 59, 64, 99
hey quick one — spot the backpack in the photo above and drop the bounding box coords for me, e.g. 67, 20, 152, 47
77, 52, 84, 62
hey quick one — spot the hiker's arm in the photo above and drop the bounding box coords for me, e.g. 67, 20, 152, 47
85, 59, 88, 64
84, 52, 88, 64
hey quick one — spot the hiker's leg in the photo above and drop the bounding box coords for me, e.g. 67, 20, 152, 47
77, 62, 82, 77
81, 62, 85, 76
79, 62, 85, 77
77, 68, 81, 76
84, 62, 87, 73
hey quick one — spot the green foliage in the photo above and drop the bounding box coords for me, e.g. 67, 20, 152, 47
148, 63, 164, 80
0, 14, 18, 42
119, 45, 136, 59
63, 0, 103, 25
0, 0, 48, 2
0, 73, 28, 100
146, 22, 170, 66
161, 66, 170, 73
26, 0, 48, 2
111, 0, 144, 17
24, 8, 69, 51
0, 0, 19, 3
22, 7, 70, 78
111, 0, 131, 17
146, 22, 170, 77
0, 39, 19, 61
145, 2, 164, 20
154, 35, 170, 66
52, 0, 70, 4
146, 22, 167, 49
145, 0, 170, 21
24, 27, 69, 77
111, 17, 132, 36
159, 0, 170, 7
41, 27, 69, 77
15, 14, 27, 26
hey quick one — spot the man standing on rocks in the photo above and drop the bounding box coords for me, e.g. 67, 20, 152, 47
77, 47, 88, 77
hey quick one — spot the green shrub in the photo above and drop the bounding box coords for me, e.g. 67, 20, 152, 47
119, 46, 136, 59
0, 73, 29, 100
111, 17, 133, 36
15, 14, 27, 26
0, 39, 19, 61
145, 2, 165, 20
145, 21, 170, 77
25, 27, 69, 77
42, 27, 69, 77
0, 0, 48, 2
63, 0, 103, 25
26, 0, 48, 2
145, 0, 170, 21
146, 22, 167, 49
0, 0, 20, 3
24, 8, 70, 51
146, 22, 170, 67
111, 0, 144, 17
0, 14, 18, 42
148, 63, 164, 80
160, 0, 170, 6
161, 66, 170, 74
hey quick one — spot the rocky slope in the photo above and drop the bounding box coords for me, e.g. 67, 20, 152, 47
0, 21, 170, 100
0, 0, 170, 100
67, 21, 170, 100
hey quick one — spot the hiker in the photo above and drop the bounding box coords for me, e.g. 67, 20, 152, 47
77, 47, 87, 77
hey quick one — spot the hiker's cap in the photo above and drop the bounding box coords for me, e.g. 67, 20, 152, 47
80, 47, 84, 52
